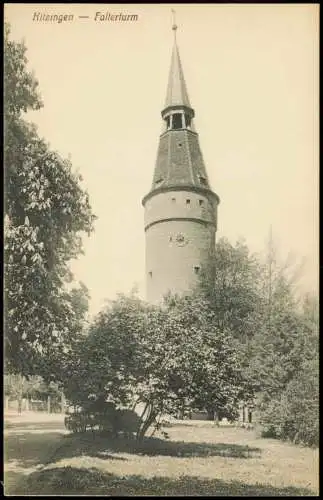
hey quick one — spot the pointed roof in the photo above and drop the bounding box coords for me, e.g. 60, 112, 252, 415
142, 17, 220, 207
164, 28, 191, 109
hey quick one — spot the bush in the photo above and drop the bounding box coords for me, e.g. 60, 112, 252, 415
64, 403, 141, 438
64, 412, 92, 433
260, 359, 319, 447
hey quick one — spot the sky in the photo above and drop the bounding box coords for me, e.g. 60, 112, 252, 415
5, 3, 319, 316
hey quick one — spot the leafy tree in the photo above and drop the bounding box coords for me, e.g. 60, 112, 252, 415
247, 235, 319, 446
192, 238, 263, 417
260, 354, 319, 447
165, 295, 254, 421
250, 236, 317, 400
251, 278, 304, 398
197, 238, 263, 341
284, 355, 319, 447
64, 293, 252, 440
136, 294, 253, 437
4, 23, 96, 378
63, 293, 145, 412
195, 233, 318, 445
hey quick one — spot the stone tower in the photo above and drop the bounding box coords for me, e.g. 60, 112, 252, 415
142, 22, 220, 303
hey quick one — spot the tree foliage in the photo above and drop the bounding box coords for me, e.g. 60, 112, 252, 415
4, 23, 96, 378
63, 236, 318, 446
195, 236, 319, 446
64, 294, 145, 412
256, 289, 319, 446
197, 238, 263, 341
260, 354, 319, 447
63, 293, 251, 440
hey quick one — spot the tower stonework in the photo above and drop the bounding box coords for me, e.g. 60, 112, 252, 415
142, 26, 220, 304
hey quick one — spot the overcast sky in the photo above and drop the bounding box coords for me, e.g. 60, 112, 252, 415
5, 3, 319, 315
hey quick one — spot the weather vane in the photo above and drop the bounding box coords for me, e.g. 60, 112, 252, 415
171, 9, 178, 39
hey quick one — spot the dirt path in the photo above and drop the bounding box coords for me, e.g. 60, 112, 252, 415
4, 413, 68, 495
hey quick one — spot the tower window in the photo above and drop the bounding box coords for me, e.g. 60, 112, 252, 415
194, 266, 200, 274
199, 199, 204, 207
169, 235, 173, 242
199, 176, 207, 185
172, 113, 182, 130
148, 271, 152, 278
171, 197, 176, 203
186, 199, 191, 205
165, 116, 171, 129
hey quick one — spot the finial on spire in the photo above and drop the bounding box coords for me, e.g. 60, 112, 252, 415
171, 9, 177, 40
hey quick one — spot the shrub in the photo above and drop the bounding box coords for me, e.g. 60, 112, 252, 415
64, 404, 141, 438
260, 358, 319, 447
64, 412, 93, 433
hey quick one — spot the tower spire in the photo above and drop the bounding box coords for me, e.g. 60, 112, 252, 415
164, 10, 191, 110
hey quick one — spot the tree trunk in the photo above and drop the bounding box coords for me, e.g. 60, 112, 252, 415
136, 403, 156, 442
150, 413, 163, 438
137, 412, 156, 442
47, 395, 51, 414
136, 402, 149, 441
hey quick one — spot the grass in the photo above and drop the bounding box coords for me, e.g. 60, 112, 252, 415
5, 422, 319, 496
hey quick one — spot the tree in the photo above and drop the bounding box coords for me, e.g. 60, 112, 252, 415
259, 353, 319, 447
163, 295, 254, 422
63, 293, 145, 405
63, 293, 148, 436
4, 23, 96, 378
64, 293, 252, 440
195, 233, 319, 439
283, 355, 319, 446
249, 234, 315, 399
193, 238, 263, 417
246, 234, 319, 446
197, 237, 263, 342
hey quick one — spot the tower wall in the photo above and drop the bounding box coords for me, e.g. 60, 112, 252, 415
144, 190, 217, 303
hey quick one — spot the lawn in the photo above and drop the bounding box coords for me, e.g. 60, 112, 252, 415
6, 421, 319, 496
